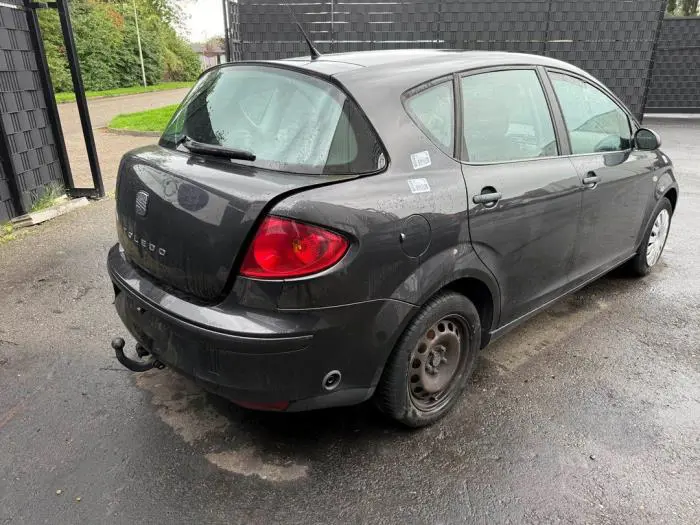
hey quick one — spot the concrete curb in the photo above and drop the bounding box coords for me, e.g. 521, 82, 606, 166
11, 197, 90, 229
104, 127, 161, 138
56, 86, 191, 105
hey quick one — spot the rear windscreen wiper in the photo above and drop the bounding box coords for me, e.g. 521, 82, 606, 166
178, 135, 256, 162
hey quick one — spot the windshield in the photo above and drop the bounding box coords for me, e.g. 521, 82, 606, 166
161, 65, 386, 175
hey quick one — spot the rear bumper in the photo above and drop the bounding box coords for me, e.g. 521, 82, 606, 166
107, 244, 416, 411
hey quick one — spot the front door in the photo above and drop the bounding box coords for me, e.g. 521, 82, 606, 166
548, 71, 652, 282
459, 68, 582, 326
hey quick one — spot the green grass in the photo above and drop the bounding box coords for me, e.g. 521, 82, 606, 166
0, 222, 15, 244
55, 82, 193, 104
109, 104, 178, 133
30, 182, 65, 213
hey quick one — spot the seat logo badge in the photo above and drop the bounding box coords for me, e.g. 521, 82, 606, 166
135, 191, 149, 217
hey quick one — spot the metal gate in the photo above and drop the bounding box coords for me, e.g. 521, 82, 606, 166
0, 0, 73, 221
228, 0, 667, 119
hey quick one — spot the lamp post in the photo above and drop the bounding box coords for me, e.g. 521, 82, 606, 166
132, 0, 147, 87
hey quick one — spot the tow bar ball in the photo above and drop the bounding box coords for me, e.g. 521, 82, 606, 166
111, 337, 165, 372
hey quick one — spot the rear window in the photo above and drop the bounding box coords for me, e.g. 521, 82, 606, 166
161, 65, 386, 175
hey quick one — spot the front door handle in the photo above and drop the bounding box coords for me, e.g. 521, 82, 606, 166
582, 172, 600, 188
473, 191, 502, 206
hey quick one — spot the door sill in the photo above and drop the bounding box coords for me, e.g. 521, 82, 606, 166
488, 253, 635, 343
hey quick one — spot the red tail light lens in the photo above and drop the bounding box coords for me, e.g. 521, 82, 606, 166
240, 216, 349, 279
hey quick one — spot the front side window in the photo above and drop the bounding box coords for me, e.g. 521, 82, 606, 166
405, 81, 455, 154
549, 72, 632, 155
461, 69, 557, 163
161, 66, 385, 175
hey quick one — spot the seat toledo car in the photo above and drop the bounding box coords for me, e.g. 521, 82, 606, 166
108, 50, 678, 427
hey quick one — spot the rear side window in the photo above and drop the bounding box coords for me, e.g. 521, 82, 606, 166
161, 66, 385, 175
549, 72, 632, 155
461, 69, 557, 163
405, 81, 455, 154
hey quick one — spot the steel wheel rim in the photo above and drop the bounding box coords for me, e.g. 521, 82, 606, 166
646, 209, 670, 267
408, 315, 467, 413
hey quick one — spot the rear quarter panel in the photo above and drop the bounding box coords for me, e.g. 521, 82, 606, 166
270, 82, 500, 325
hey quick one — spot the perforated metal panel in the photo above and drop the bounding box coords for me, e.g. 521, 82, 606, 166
0, 148, 13, 221
231, 0, 666, 119
647, 17, 700, 113
228, 0, 243, 61
0, 2, 64, 220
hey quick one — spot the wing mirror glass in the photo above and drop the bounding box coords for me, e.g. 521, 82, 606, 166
635, 128, 661, 151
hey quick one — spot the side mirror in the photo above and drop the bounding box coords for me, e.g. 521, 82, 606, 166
635, 128, 661, 151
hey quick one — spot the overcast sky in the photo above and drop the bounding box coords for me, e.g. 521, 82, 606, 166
183, 0, 226, 42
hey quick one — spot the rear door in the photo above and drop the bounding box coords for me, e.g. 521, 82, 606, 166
458, 68, 582, 326
547, 71, 651, 282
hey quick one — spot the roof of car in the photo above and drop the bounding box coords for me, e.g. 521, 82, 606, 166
268, 49, 591, 87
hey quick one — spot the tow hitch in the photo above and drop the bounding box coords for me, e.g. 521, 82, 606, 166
111, 337, 165, 372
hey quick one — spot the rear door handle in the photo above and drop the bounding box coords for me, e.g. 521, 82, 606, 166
582, 172, 600, 187
472, 192, 502, 205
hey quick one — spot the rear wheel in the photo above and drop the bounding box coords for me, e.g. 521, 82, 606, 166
628, 198, 673, 277
375, 292, 480, 427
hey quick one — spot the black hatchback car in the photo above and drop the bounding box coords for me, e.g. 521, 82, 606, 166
108, 50, 678, 426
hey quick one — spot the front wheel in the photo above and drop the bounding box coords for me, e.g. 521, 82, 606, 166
628, 197, 673, 277
375, 292, 480, 427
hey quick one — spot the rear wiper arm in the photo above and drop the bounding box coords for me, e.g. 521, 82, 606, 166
178, 135, 256, 162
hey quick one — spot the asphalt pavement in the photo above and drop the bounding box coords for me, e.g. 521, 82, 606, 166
0, 118, 698, 524
56, 88, 190, 189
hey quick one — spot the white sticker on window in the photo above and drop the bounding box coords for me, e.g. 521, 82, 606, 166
408, 178, 431, 194
410, 151, 431, 170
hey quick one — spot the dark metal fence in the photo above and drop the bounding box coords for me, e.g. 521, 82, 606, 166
0, 0, 68, 221
229, 0, 666, 119
646, 17, 700, 113
1, 0, 105, 222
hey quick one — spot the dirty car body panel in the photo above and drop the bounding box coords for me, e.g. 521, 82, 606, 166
108, 50, 678, 414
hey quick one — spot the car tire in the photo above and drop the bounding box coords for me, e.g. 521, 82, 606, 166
628, 197, 673, 277
375, 292, 481, 428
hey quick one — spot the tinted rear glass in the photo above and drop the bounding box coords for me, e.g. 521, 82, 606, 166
161, 65, 386, 175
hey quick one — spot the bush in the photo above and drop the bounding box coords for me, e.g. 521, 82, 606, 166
44, 42, 73, 92
162, 29, 201, 82
38, 9, 72, 92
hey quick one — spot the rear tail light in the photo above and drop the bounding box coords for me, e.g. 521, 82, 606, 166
240, 216, 349, 279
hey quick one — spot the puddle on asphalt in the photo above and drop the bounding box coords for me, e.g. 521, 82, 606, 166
135, 369, 309, 481
135, 370, 229, 444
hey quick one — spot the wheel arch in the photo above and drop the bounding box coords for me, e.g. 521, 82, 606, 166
442, 277, 496, 348
664, 187, 678, 212
407, 268, 499, 349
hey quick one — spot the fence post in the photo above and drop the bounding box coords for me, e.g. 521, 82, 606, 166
544, 0, 553, 56
330, 0, 335, 52
640, 0, 670, 121
223, 0, 231, 62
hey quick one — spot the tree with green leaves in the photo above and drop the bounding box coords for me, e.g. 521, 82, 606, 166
669, 0, 700, 15
680, 0, 699, 15
39, 0, 201, 92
